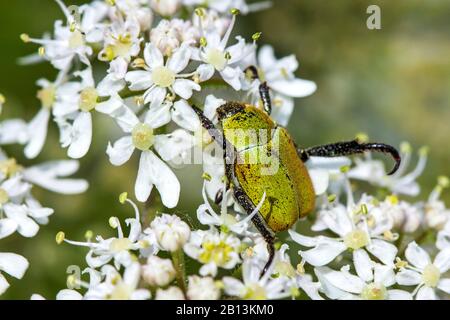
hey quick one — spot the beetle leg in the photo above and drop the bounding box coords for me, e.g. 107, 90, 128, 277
299, 139, 401, 175
244, 66, 272, 115
233, 186, 276, 278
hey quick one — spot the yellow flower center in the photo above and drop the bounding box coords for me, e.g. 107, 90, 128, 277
422, 264, 440, 287
0, 188, 9, 205
37, 85, 56, 109
274, 261, 296, 278
206, 48, 227, 71
244, 283, 267, 300
132, 123, 154, 151
361, 283, 387, 300
109, 238, 132, 252
0, 158, 22, 178
108, 283, 132, 300
198, 240, 233, 266
344, 229, 369, 250
152, 66, 176, 88
79, 87, 98, 112
68, 30, 84, 49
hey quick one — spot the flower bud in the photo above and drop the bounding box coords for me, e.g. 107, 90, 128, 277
187, 276, 220, 300
151, 214, 191, 252
155, 286, 185, 300
142, 256, 176, 287
150, 0, 181, 17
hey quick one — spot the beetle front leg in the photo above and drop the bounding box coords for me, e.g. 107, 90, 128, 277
233, 186, 276, 278
244, 66, 272, 115
298, 139, 401, 175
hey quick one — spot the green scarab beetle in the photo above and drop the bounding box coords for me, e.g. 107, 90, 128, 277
192, 66, 401, 276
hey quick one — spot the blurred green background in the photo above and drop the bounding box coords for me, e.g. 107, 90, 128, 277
0, 0, 449, 299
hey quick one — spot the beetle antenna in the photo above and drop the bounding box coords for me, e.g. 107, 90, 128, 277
299, 140, 401, 175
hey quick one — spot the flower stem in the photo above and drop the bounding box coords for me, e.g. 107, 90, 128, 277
171, 249, 187, 293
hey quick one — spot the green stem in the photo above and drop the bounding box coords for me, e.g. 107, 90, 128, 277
171, 249, 187, 293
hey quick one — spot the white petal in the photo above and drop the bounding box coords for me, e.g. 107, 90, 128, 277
300, 240, 347, 266
374, 264, 395, 287
106, 136, 135, 166
144, 102, 171, 129
4, 204, 39, 238
387, 289, 413, 300
146, 151, 180, 208
405, 241, 431, 270
144, 43, 164, 69
434, 248, 450, 273
0, 252, 29, 279
270, 78, 316, 98
144, 86, 166, 109
416, 286, 437, 300
270, 94, 293, 127
288, 229, 319, 247
173, 79, 201, 100
0, 274, 9, 295
56, 289, 83, 300
220, 66, 242, 90
167, 44, 191, 73
67, 112, 92, 159
154, 130, 194, 163
366, 239, 397, 265
353, 249, 373, 282
0, 219, 18, 240
0, 119, 28, 145
196, 64, 215, 82
322, 268, 365, 294
437, 279, 450, 294
135, 152, 154, 202
24, 108, 50, 159
258, 45, 277, 70
172, 100, 200, 131
308, 169, 329, 196
125, 71, 153, 91
395, 269, 422, 286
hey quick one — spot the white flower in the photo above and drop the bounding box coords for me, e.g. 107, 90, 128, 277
304, 156, 350, 196
377, 195, 422, 233
125, 43, 200, 109
290, 186, 397, 267
151, 214, 191, 252
423, 177, 450, 230
150, 0, 181, 17
194, 11, 252, 90
348, 143, 427, 196
22, 0, 93, 70
61, 197, 156, 269
54, 67, 124, 159
187, 275, 221, 300
85, 263, 150, 300
184, 228, 241, 276
155, 286, 185, 300
315, 263, 412, 300
150, 19, 198, 56
222, 258, 291, 300
98, 16, 142, 63
248, 45, 316, 126
142, 256, 176, 287
183, 0, 271, 14
437, 220, 450, 250
114, 0, 153, 32
197, 180, 265, 235
396, 242, 450, 300
0, 253, 29, 296
105, 100, 183, 206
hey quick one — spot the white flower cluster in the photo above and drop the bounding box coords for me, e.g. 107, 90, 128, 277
0, 148, 87, 295
0, 0, 448, 300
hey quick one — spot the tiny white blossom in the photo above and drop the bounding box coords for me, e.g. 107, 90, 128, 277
187, 275, 221, 300
396, 241, 450, 300
151, 214, 191, 252
155, 286, 185, 300
142, 256, 176, 287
